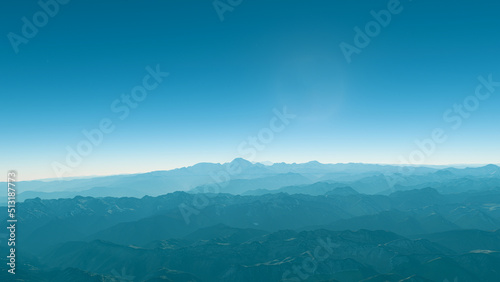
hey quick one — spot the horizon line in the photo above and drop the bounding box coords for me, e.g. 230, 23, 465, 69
8, 159, 500, 182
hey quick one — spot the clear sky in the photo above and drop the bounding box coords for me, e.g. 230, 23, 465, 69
1, 0, 499, 180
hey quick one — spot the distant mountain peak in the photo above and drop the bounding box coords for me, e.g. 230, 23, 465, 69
483, 164, 499, 169
228, 158, 254, 169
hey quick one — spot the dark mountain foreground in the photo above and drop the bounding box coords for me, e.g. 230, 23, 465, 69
2, 185, 500, 281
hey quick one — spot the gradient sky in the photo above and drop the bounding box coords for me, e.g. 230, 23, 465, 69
1, 0, 500, 180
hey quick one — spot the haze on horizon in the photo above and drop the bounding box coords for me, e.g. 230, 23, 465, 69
1, 0, 499, 181
15, 159, 500, 182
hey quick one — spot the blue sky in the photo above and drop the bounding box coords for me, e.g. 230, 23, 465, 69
1, 0, 499, 180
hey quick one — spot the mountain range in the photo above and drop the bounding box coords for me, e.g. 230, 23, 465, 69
2, 183, 500, 281
2, 160, 499, 205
